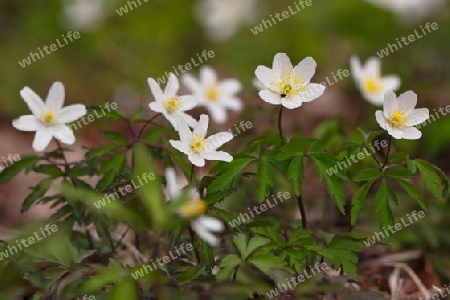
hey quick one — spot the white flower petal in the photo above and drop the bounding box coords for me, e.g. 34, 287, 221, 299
175, 117, 193, 144
200, 66, 217, 85
299, 83, 326, 103
223, 97, 243, 111
58, 104, 87, 124
12, 115, 41, 132
45, 82, 65, 110
53, 124, 75, 145
364, 57, 381, 76
175, 112, 197, 128
375, 111, 388, 130
202, 151, 233, 162
165, 73, 179, 98
219, 79, 242, 94
181, 73, 201, 94
149, 101, 165, 113
406, 108, 429, 126
188, 153, 205, 167
179, 95, 197, 111
169, 140, 191, 155
206, 132, 233, 150
207, 105, 228, 123
350, 56, 363, 81
383, 91, 398, 118
191, 219, 219, 246
32, 128, 53, 152
400, 127, 422, 140
293, 57, 317, 84
272, 53, 293, 74
20, 87, 46, 117
148, 78, 164, 101
281, 95, 303, 109
258, 90, 282, 105
193, 114, 209, 136
165, 167, 181, 199
197, 216, 224, 232
255, 66, 277, 88
397, 91, 417, 112
386, 127, 403, 139
382, 76, 401, 94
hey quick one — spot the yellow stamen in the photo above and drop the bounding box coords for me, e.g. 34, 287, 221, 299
191, 133, 209, 154
363, 76, 383, 94
179, 199, 207, 218
164, 96, 182, 113
205, 85, 220, 102
40, 110, 57, 125
269, 69, 305, 98
388, 110, 409, 129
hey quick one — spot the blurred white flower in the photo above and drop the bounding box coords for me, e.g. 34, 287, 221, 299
148, 73, 198, 130
255, 53, 325, 109
169, 114, 233, 167
365, 0, 445, 21
63, 0, 108, 31
375, 91, 429, 139
182, 66, 242, 124
12, 82, 87, 152
196, 0, 259, 42
165, 168, 224, 246
350, 56, 400, 105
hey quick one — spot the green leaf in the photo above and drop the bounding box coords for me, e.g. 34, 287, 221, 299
374, 179, 395, 242
326, 235, 362, 275
112, 279, 137, 300
413, 159, 449, 203
99, 152, 127, 175
324, 175, 346, 214
131, 107, 148, 122
351, 181, 375, 225
82, 269, 125, 292
353, 169, 382, 182
209, 155, 255, 194
0, 155, 40, 183
276, 138, 305, 160
100, 131, 128, 146
247, 254, 290, 274
287, 156, 304, 196
233, 234, 248, 259
244, 237, 271, 258
34, 164, 64, 177
200, 242, 215, 271
22, 177, 54, 213
310, 152, 339, 181
217, 254, 241, 281
256, 152, 275, 202
394, 179, 426, 209
85, 145, 118, 159
385, 167, 414, 179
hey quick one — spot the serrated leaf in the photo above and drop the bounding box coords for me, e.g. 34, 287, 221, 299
111, 279, 137, 300
100, 131, 128, 146
0, 155, 40, 183
385, 167, 414, 179
247, 254, 290, 274
256, 153, 275, 202
22, 177, 54, 212
34, 164, 64, 177
394, 179, 426, 209
324, 175, 346, 214
99, 152, 127, 175
287, 156, 304, 196
413, 159, 448, 203
85, 145, 118, 159
244, 237, 271, 258
351, 181, 375, 225
233, 234, 248, 259
353, 169, 382, 182
209, 156, 255, 194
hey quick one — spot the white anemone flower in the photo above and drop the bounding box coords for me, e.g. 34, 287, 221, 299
182, 66, 242, 123
255, 53, 325, 109
375, 91, 429, 140
169, 114, 233, 167
148, 73, 198, 130
350, 56, 401, 105
195, 0, 259, 42
365, 0, 444, 21
12, 82, 87, 152
165, 168, 224, 246
63, 0, 107, 31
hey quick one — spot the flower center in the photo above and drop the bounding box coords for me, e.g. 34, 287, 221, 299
179, 199, 207, 219
363, 77, 383, 94
191, 134, 209, 153
40, 110, 58, 125
164, 96, 182, 113
205, 85, 220, 102
388, 110, 409, 129
270, 70, 305, 98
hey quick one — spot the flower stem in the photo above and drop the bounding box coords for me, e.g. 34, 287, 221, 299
278, 106, 285, 146
382, 135, 392, 169
189, 164, 195, 184
297, 194, 307, 229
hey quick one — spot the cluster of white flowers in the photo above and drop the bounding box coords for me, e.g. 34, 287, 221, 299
350, 56, 429, 140
12, 51, 431, 245
365, 0, 444, 21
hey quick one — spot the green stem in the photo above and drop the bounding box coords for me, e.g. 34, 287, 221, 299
382, 135, 392, 169
278, 106, 285, 146
297, 195, 307, 229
